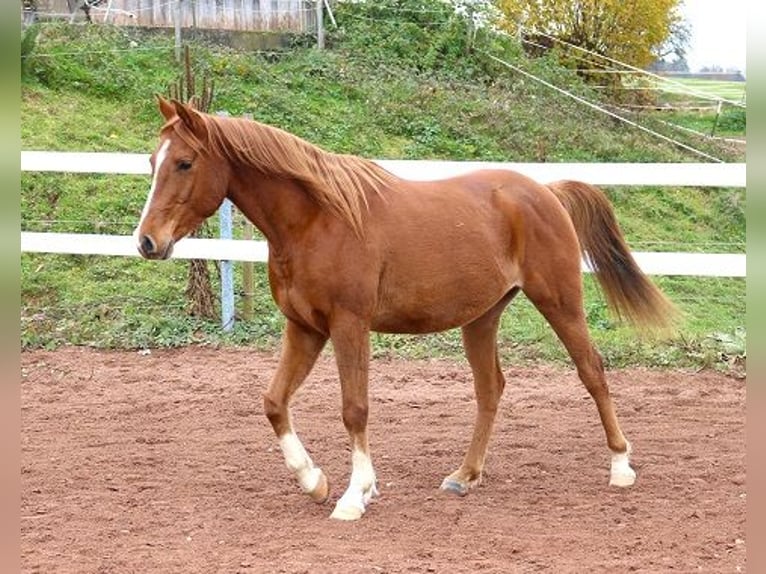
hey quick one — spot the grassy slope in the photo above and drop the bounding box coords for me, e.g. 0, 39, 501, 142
20, 12, 745, 372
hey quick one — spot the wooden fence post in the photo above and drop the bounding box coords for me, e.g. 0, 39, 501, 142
710, 100, 723, 136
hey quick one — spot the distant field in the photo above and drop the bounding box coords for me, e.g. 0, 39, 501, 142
654, 77, 747, 105
627, 76, 747, 137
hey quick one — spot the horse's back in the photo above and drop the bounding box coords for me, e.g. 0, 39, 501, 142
373, 168, 573, 266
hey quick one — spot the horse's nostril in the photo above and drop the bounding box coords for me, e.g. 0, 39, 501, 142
139, 234, 156, 256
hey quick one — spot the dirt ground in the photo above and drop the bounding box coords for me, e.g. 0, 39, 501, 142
21, 347, 745, 573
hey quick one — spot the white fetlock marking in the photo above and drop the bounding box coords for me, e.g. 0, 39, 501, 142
300, 467, 324, 494
331, 448, 377, 520
279, 433, 321, 494
609, 443, 636, 487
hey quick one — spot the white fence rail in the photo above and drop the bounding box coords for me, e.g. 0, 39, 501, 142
20, 151, 747, 278
22, 151, 747, 186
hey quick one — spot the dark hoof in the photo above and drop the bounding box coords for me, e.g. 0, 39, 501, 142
440, 478, 469, 496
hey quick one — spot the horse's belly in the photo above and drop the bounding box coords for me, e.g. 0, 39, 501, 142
371, 261, 517, 334
371, 309, 487, 334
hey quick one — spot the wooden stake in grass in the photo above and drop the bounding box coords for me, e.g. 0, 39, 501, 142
168, 45, 217, 320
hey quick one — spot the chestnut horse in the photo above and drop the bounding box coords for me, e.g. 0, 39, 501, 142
134, 97, 675, 520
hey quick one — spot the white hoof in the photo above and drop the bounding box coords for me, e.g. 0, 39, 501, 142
610, 468, 636, 487
330, 502, 365, 521
609, 446, 636, 487
329, 483, 378, 521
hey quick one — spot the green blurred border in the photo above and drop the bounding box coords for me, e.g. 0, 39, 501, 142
2, 3, 21, 572
746, 13, 762, 570
0, 2, 21, 572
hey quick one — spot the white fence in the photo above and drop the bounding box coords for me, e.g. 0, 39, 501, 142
20, 151, 747, 278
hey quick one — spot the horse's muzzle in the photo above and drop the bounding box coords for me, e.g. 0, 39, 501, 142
137, 234, 173, 260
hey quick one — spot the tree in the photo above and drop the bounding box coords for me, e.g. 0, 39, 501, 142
496, 0, 686, 70
648, 57, 689, 73
656, 15, 691, 63
168, 46, 217, 321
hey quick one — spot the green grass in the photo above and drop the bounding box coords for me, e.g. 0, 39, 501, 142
20, 10, 746, 374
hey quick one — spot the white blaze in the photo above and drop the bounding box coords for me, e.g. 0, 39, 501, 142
134, 138, 171, 240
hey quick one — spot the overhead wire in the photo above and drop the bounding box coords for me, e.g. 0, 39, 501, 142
481, 51, 725, 163
523, 27, 746, 109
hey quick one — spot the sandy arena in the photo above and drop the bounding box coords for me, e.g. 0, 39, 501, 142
21, 347, 745, 573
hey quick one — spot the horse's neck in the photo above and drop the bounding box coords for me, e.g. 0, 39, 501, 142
226, 168, 320, 251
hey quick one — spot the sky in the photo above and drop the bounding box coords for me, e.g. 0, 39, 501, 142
679, 0, 746, 73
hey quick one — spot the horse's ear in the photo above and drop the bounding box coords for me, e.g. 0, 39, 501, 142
172, 99, 207, 138
156, 94, 176, 120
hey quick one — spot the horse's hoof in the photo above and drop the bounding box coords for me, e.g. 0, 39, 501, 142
309, 471, 330, 503
440, 478, 469, 496
610, 446, 636, 487
609, 468, 636, 487
330, 503, 364, 521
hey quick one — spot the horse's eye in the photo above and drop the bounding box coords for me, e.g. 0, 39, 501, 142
178, 160, 192, 171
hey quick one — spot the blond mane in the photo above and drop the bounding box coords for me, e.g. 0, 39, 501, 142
171, 113, 398, 236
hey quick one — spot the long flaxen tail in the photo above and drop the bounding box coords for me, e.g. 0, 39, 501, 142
546, 179, 678, 331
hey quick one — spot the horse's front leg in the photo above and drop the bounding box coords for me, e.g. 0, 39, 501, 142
263, 319, 330, 503
328, 313, 378, 521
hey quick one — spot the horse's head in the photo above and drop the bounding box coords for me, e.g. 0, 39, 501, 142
134, 96, 230, 260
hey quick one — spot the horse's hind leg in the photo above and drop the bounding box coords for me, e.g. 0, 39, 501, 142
441, 292, 516, 496
523, 274, 636, 487
263, 319, 330, 503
